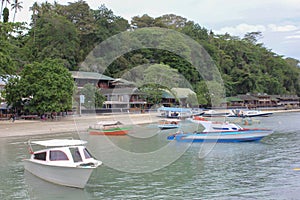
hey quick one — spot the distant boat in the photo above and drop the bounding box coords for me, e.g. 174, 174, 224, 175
201, 109, 229, 117
167, 117, 273, 142
157, 119, 181, 130
157, 106, 193, 118
226, 109, 273, 117
23, 139, 102, 188
89, 121, 130, 135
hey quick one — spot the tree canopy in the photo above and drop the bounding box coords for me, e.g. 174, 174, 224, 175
1, 1, 300, 110
4, 59, 74, 114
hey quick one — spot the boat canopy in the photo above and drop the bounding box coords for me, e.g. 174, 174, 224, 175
159, 119, 181, 122
30, 139, 87, 147
157, 107, 192, 112
96, 121, 122, 126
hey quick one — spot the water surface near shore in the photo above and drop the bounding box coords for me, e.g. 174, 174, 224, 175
0, 112, 299, 199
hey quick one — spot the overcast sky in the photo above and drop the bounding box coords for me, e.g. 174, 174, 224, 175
14, 0, 300, 61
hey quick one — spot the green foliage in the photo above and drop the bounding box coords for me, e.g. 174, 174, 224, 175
2, 1, 300, 109
0, 22, 27, 77
138, 83, 164, 105
80, 83, 105, 109
25, 14, 80, 70
5, 59, 74, 114
2, 7, 9, 22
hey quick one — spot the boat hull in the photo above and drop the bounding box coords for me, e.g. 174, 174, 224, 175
167, 129, 273, 143
23, 160, 96, 188
158, 125, 180, 130
89, 128, 129, 135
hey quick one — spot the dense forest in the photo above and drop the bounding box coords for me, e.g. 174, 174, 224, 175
1, 1, 300, 107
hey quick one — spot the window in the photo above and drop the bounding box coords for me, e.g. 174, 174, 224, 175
34, 152, 46, 161
70, 147, 83, 162
50, 150, 69, 161
83, 148, 92, 159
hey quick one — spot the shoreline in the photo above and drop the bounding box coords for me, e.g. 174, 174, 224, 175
1, 109, 300, 138
0, 112, 161, 138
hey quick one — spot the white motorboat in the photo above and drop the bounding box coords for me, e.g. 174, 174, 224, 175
226, 109, 273, 117
23, 139, 102, 188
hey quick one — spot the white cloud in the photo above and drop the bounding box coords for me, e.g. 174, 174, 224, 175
215, 23, 266, 36
285, 35, 300, 39
268, 24, 299, 32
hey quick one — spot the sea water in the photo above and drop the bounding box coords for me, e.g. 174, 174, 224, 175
0, 112, 299, 199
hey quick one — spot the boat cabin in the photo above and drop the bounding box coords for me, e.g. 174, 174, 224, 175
29, 140, 98, 167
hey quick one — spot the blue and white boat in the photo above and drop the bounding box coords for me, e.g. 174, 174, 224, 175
167, 118, 273, 142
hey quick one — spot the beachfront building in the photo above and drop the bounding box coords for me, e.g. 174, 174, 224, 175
71, 71, 147, 112
100, 79, 147, 112
272, 95, 300, 108
70, 71, 114, 89
226, 93, 300, 108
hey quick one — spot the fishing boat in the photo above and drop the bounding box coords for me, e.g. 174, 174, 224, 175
226, 109, 273, 117
157, 119, 181, 130
167, 117, 273, 142
157, 106, 193, 118
89, 121, 130, 135
23, 139, 102, 188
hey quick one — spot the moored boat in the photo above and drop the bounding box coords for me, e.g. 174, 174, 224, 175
226, 109, 273, 117
89, 121, 130, 135
167, 117, 273, 142
23, 139, 102, 188
157, 119, 181, 130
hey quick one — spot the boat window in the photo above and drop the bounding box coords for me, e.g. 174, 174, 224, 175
34, 152, 46, 161
50, 150, 69, 161
83, 148, 92, 159
70, 147, 83, 162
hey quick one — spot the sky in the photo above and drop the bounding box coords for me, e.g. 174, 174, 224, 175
13, 0, 300, 61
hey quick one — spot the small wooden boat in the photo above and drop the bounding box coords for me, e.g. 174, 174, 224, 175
167, 117, 273, 142
89, 121, 130, 135
23, 139, 102, 188
157, 119, 181, 130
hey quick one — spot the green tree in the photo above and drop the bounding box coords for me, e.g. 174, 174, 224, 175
25, 14, 80, 69
5, 59, 74, 114
139, 83, 164, 106
2, 7, 8, 22
0, 22, 27, 77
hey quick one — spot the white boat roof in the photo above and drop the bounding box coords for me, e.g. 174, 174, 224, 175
160, 119, 181, 122
30, 139, 87, 147
96, 121, 122, 125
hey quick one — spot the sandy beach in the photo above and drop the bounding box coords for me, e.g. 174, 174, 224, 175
0, 112, 161, 138
1, 109, 299, 138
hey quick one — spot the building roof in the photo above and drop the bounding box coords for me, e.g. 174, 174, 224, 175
70, 71, 114, 81
111, 78, 136, 86
226, 96, 243, 102
237, 94, 259, 101
100, 87, 139, 95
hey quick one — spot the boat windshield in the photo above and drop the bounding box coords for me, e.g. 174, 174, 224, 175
83, 148, 93, 159
70, 147, 83, 162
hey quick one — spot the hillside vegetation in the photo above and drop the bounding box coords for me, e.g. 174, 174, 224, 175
1, 1, 299, 106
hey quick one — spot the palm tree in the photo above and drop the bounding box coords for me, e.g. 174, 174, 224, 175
11, 0, 22, 22
29, 2, 40, 43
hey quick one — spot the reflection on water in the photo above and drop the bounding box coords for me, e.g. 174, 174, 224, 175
0, 112, 299, 199
24, 171, 88, 200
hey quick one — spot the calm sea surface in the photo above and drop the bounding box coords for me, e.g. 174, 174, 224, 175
0, 112, 299, 199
